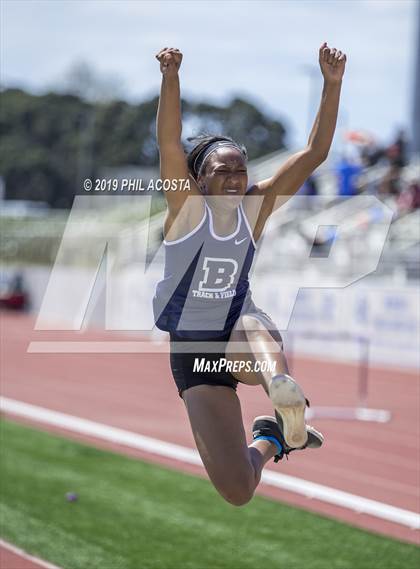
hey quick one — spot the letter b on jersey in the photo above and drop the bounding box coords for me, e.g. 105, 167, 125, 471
199, 257, 238, 292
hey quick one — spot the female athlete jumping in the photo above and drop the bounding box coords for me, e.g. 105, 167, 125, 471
153, 43, 346, 506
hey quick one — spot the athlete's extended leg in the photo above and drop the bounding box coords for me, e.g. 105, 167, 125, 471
182, 384, 281, 506
226, 314, 308, 448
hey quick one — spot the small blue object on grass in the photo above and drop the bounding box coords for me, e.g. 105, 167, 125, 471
66, 492, 78, 502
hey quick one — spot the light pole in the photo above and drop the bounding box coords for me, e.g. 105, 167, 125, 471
412, 1, 420, 155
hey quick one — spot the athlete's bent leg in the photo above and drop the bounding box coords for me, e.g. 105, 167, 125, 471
182, 384, 278, 505
226, 315, 308, 448
225, 314, 289, 390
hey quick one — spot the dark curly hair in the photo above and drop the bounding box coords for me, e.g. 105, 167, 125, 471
186, 134, 248, 180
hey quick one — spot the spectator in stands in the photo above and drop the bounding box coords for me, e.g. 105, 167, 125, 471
335, 154, 362, 196
386, 129, 408, 169
397, 179, 420, 213
298, 174, 319, 209
378, 164, 402, 197
377, 130, 408, 200
359, 141, 384, 168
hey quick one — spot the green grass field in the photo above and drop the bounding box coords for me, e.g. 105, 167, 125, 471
1, 419, 419, 569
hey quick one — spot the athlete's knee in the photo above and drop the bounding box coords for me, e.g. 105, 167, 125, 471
226, 315, 262, 354
237, 314, 262, 332
222, 488, 254, 507
239, 314, 285, 353
236, 314, 276, 344
217, 474, 255, 507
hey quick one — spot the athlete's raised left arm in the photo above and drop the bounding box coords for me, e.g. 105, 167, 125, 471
247, 43, 346, 220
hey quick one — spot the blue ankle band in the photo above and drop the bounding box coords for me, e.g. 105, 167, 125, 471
254, 435, 283, 455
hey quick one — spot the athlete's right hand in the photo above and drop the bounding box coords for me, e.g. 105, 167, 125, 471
155, 47, 183, 77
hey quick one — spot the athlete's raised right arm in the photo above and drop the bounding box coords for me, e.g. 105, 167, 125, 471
155, 48, 200, 214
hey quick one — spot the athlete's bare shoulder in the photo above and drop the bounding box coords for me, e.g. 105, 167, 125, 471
163, 191, 206, 243
242, 185, 266, 242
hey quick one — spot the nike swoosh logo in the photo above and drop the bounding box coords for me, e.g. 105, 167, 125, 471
235, 237, 247, 245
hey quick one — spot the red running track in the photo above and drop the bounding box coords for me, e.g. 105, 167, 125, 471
0, 540, 62, 569
1, 313, 419, 545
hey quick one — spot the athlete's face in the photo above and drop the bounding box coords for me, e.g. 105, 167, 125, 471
198, 147, 248, 208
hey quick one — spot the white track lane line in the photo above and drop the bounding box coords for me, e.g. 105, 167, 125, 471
0, 539, 63, 569
1, 397, 419, 531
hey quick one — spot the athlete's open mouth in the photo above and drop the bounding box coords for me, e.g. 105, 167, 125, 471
225, 188, 240, 193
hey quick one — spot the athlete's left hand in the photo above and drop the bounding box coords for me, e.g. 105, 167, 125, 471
319, 42, 346, 83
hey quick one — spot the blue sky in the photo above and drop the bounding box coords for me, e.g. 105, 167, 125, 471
1, 0, 418, 148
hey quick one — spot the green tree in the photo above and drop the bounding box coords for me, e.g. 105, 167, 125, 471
0, 88, 287, 208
